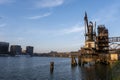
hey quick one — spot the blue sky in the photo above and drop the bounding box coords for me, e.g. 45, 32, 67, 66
0, 0, 120, 53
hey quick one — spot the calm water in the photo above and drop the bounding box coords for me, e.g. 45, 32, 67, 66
0, 57, 111, 80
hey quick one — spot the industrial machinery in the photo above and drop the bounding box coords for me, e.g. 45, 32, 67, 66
81, 12, 109, 54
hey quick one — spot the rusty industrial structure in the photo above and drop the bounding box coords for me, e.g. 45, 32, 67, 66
96, 25, 109, 54
71, 12, 120, 66
81, 12, 96, 55
81, 12, 109, 55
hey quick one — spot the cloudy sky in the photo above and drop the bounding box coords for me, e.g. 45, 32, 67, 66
0, 0, 120, 53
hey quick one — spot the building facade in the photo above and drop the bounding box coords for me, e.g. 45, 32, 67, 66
0, 42, 9, 54
26, 46, 34, 55
10, 45, 22, 55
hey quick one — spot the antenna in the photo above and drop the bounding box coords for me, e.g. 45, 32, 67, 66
84, 12, 88, 41
94, 21, 96, 34
94, 22, 96, 41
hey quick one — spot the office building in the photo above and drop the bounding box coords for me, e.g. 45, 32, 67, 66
26, 46, 34, 55
0, 42, 9, 54
10, 45, 22, 55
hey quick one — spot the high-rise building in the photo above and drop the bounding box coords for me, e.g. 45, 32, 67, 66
10, 45, 22, 55
26, 46, 34, 55
0, 42, 9, 54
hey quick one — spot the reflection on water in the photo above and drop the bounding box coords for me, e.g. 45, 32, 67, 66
71, 64, 111, 80
0, 57, 112, 80
71, 62, 112, 80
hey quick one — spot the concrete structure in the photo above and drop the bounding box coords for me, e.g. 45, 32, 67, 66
10, 45, 22, 55
110, 53, 118, 61
0, 42, 9, 54
26, 46, 34, 55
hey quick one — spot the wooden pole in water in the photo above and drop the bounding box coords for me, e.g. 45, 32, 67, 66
50, 62, 54, 73
78, 56, 81, 66
71, 56, 77, 66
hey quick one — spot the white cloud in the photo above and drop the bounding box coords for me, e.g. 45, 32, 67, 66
25, 23, 84, 36
0, 0, 14, 4
34, 0, 64, 8
27, 12, 51, 20
60, 23, 84, 35
0, 23, 7, 28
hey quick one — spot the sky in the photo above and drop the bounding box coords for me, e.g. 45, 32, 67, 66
0, 0, 120, 53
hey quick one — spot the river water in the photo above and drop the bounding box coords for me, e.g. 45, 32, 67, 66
0, 57, 111, 80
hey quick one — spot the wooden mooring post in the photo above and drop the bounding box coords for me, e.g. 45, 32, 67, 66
78, 56, 81, 66
71, 56, 77, 66
50, 62, 54, 73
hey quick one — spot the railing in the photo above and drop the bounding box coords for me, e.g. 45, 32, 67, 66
109, 37, 120, 42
